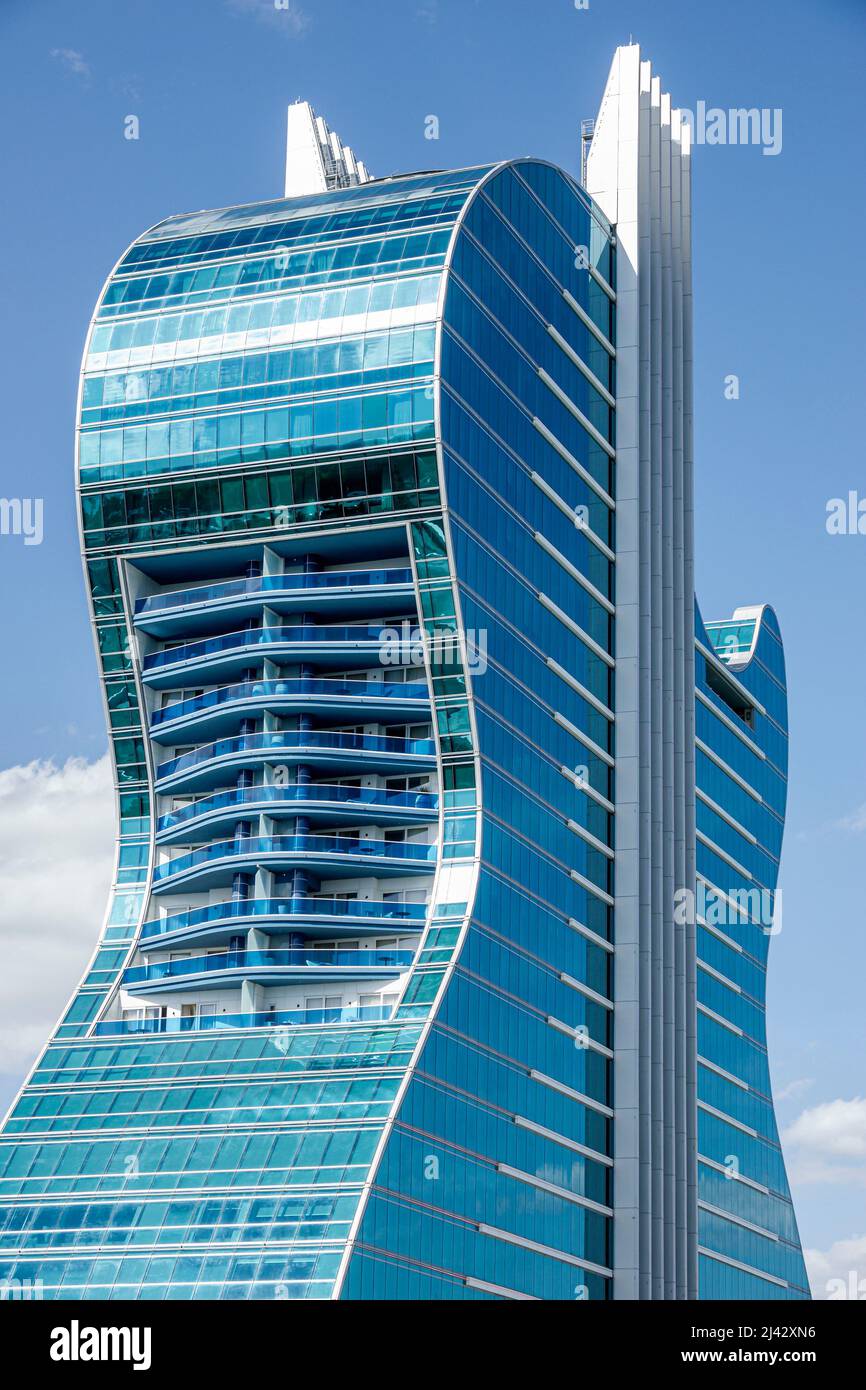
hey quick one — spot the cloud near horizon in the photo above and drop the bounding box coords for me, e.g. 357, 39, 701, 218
0, 755, 114, 1086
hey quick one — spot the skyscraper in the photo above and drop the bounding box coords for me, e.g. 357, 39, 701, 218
0, 46, 808, 1300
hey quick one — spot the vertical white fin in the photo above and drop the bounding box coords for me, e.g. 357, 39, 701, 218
284, 101, 373, 197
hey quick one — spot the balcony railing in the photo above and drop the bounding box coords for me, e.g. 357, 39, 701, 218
93, 1001, 395, 1037
153, 833, 437, 885
124, 947, 414, 986
157, 782, 438, 835
135, 567, 414, 618
152, 676, 429, 728
140, 895, 429, 943
143, 623, 392, 673
156, 730, 436, 782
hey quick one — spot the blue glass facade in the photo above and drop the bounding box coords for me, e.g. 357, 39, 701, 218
695, 607, 809, 1299
0, 149, 805, 1299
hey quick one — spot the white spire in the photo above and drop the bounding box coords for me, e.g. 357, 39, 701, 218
284, 101, 373, 197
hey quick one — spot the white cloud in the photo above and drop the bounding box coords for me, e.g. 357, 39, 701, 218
783, 1096, 866, 1212
804, 1234, 866, 1301
0, 756, 114, 1083
50, 48, 91, 81
775, 1076, 814, 1102
784, 1097, 866, 1159
837, 803, 866, 832
224, 0, 310, 33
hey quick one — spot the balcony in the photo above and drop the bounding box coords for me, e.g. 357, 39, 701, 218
152, 832, 437, 893
134, 567, 416, 638
123, 947, 414, 992
156, 782, 438, 844
139, 895, 429, 950
155, 729, 436, 793
93, 1000, 396, 1037
150, 676, 429, 744
141, 623, 404, 688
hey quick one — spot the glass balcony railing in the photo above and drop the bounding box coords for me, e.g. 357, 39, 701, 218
94, 1002, 394, 1037
153, 833, 438, 883
152, 676, 429, 728
124, 947, 414, 986
705, 620, 758, 664
135, 567, 414, 617
143, 624, 393, 673
140, 895, 429, 943
156, 729, 436, 781
157, 782, 438, 834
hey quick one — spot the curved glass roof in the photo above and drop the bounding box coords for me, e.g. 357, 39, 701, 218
134, 165, 495, 243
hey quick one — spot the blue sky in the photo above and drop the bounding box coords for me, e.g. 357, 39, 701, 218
0, 0, 864, 1291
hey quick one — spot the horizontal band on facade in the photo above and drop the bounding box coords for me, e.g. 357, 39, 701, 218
695, 736, 763, 802
696, 829, 753, 880
0, 1236, 350, 1262
698, 1155, 770, 1195
537, 591, 615, 666
533, 531, 616, 614
569, 866, 615, 907
545, 323, 616, 407
496, 1160, 613, 1216
567, 916, 614, 953
697, 1003, 744, 1038
553, 711, 615, 768
547, 657, 615, 720
697, 1246, 788, 1289
512, 1113, 613, 1166
529, 470, 615, 561
538, 368, 617, 459
546, 1013, 613, 1058
532, 415, 615, 507
698, 1098, 756, 1136
529, 1067, 614, 1118
696, 688, 767, 761
696, 787, 757, 845
587, 262, 616, 302
477, 1221, 613, 1278
566, 820, 615, 860
698, 1199, 779, 1242
697, 958, 743, 993
562, 287, 616, 358
698, 1055, 750, 1090
477, 805, 611, 903
559, 765, 615, 813
698, 915, 744, 955
559, 969, 613, 1009
463, 1275, 538, 1300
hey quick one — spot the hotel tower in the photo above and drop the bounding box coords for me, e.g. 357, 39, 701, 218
0, 46, 809, 1300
